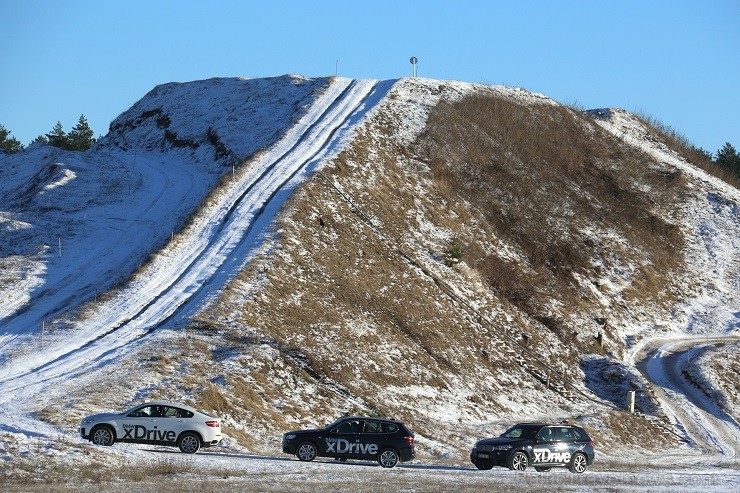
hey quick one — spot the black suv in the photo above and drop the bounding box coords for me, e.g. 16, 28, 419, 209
282, 416, 415, 468
470, 423, 595, 473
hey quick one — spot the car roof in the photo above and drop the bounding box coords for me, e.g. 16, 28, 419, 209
337, 416, 403, 424
514, 422, 572, 427
131, 401, 200, 413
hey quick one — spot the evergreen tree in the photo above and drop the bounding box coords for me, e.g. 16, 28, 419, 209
692, 146, 712, 162
67, 114, 96, 151
715, 142, 740, 178
32, 135, 49, 145
46, 121, 69, 149
0, 124, 24, 153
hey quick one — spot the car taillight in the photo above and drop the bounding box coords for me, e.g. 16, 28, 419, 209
205, 421, 220, 427
404, 436, 414, 446
589, 440, 595, 448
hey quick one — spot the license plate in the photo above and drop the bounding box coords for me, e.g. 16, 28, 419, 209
477, 453, 490, 458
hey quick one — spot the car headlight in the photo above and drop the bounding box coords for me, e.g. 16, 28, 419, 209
493, 445, 513, 450
284, 434, 296, 440
83, 418, 96, 424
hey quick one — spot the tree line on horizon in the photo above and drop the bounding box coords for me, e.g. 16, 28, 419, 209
0, 115, 97, 154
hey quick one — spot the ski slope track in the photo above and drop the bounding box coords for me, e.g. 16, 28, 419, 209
0, 78, 387, 436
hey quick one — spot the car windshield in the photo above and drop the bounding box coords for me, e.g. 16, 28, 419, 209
500, 425, 539, 439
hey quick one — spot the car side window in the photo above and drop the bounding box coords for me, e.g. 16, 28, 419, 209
364, 421, 383, 434
162, 406, 179, 418
536, 427, 555, 442
129, 406, 153, 418
332, 420, 363, 434
558, 427, 576, 441
363, 421, 399, 433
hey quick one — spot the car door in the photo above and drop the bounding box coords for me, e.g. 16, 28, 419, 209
120, 404, 156, 443
560, 426, 582, 457
533, 426, 575, 466
156, 405, 185, 444
325, 419, 364, 459
358, 420, 386, 459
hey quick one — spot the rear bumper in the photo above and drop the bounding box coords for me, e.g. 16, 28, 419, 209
399, 447, 415, 462
202, 438, 222, 448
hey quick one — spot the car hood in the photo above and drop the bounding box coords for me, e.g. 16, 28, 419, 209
476, 437, 525, 447
285, 428, 322, 435
82, 412, 121, 422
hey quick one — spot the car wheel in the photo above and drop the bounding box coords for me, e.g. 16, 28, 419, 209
569, 452, 588, 473
297, 442, 317, 462
508, 451, 529, 471
178, 432, 201, 454
378, 448, 399, 468
474, 462, 494, 470
91, 425, 115, 446
534, 467, 552, 473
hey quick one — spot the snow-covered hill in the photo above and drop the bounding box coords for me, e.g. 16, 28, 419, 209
1, 75, 738, 489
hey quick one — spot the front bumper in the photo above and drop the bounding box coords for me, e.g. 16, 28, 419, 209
282, 438, 297, 454
470, 447, 509, 466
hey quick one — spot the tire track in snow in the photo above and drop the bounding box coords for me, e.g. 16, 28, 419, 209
0, 79, 387, 431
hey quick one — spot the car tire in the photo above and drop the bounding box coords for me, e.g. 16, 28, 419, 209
297, 442, 318, 462
90, 425, 115, 447
177, 432, 201, 454
534, 467, 551, 473
569, 452, 588, 473
508, 451, 529, 471
378, 448, 399, 468
474, 461, 494, 470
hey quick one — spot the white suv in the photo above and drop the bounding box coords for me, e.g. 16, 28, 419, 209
80, 401, 222, 453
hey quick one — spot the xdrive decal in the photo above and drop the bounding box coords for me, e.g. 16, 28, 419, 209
122, 424, 176, 442
533, 448, 571, 463
325, 438, 378, 455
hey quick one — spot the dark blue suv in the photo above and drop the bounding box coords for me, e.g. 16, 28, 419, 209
282, 416, 415, 468
470, 423, 595, 473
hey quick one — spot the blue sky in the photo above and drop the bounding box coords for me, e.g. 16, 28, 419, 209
2, 0, 738, 155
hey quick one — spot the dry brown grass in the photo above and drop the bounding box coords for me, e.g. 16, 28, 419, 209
636, 112, 740, 189
592, 411, 681, 451
414, 94, 689, 344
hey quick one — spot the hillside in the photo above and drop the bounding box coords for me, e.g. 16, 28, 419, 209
1, 75, 739, 486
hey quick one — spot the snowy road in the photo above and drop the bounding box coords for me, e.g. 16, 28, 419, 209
636, 336, 740, 457
7, 441, 739, 493
0, 77, 391, 435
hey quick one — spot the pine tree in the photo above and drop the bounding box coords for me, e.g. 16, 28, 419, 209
715, 142, 740, 178
67, 114, 96, 151
0, 124, 24, 153
46, 121, 69, 149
